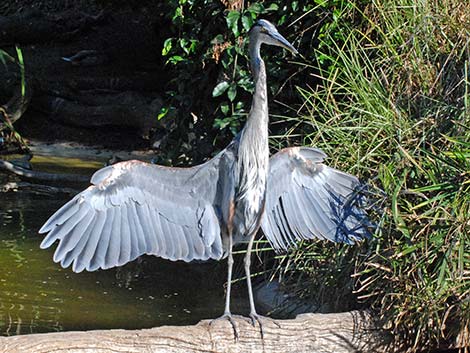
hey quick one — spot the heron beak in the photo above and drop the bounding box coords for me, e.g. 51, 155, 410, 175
272, 32, 298, 56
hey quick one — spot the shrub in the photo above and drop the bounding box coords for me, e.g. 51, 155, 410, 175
274, 0, 469, 351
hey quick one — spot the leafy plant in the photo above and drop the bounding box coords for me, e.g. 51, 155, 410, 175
152, 1, 469, 350
270, 0, 470, 351
159, 0, 344, 143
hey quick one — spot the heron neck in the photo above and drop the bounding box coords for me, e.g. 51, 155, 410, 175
248, 41, 268, 128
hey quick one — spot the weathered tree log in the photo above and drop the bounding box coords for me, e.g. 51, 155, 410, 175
0, 159, 89, 183
0, 311, 391, 353
1, 181, 79, 195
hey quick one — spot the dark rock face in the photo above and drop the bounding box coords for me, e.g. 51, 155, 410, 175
0, 1, 172, 150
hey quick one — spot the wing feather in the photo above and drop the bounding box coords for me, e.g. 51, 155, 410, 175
261, 147, 370, 251
41, 201, 88, 249
65, 215, 97, 270
39, 195, 81, 234
40, 155, 229, 272
119, 205, 132, 265
105, 206, 122, 268
76, 211, 107, 272
135, 203, 153, 254
52, 206, 94, 262
89, 208, 114, 271
148, 208, 164, 255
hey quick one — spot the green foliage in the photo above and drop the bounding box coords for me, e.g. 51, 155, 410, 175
271, 0, 470, 351
156, 1, 468, 350
159, 0, 343, 139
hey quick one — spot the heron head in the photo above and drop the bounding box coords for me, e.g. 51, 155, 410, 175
249, 19, 298, 55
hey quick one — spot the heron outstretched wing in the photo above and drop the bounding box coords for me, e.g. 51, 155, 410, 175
39, 149, 235, 273
261, 147, 370, 251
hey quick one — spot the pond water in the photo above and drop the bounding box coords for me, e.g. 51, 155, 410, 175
0, 151, 249, 336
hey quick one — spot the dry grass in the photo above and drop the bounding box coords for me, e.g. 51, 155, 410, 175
271, 0, 470, 351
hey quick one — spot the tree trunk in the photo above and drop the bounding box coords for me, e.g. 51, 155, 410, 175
0, 311, 391, 353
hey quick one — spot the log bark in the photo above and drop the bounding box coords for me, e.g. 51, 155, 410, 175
0, 311, 391, 353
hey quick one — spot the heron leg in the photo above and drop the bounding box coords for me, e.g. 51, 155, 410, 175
224, 233, 234, 315
244, 231, 267, 338
244, 232, 257, 316
244, 232, 280, 339
210, 231, 239, 340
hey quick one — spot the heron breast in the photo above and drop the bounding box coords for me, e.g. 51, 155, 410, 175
232, 180, 266, 242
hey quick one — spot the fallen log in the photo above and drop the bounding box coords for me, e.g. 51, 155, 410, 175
0, 311, 391, 353
1, 181, 79, 195
0, 159, 89, 183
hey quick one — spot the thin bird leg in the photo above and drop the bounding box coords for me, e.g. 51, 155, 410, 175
244, 232, 257, 317
224, 231, 234, 316
244, 231, 280, 339
210, 230, 239, 340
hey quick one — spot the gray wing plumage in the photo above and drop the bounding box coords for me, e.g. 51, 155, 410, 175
261, 147, 370, 251
39, 152, 230, 273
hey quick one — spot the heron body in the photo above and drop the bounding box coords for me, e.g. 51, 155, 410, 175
39, 19, 369, 334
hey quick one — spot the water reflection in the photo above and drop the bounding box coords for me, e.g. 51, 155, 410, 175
0, 191, 249, 336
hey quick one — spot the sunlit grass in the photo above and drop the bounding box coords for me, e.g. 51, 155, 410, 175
269, 0, 470, 350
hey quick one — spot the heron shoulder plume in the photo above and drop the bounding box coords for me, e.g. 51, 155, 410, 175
39, 19, 370, 336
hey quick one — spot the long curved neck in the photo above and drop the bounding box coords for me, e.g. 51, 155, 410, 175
248, 39, 268, 128
235, 37, 269, 193
234, 36, 270, 220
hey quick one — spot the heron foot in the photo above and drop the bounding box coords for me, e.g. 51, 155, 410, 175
247, 313, 280, 339
210, 312, 240, 340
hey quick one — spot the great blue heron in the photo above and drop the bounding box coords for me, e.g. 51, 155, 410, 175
39, 19, 369, 336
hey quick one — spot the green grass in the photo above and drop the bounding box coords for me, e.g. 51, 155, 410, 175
270, 0, 470, 350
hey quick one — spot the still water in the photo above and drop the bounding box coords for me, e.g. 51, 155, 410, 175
0, 153, 248, 336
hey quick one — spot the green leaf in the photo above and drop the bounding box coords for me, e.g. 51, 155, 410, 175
179, 38, 189, 54
212, 81, 230, 97
162, 38, 173, 56
241, 15, 254, 32
266, 3, 279, 11
188, 39, 198, 54
291, 1, 299, 12
226, 11, 240, 37
0, 50, 7, 66
248, 3, 264, 14
157, 107, 169, 120
227, 84, 237, 102
172, 6, 183, 21
168, 55, 185, 64
221, 103, 230, 115
237, 76, 253, 92
213, 118, 230, 129
15, 47, 25, 97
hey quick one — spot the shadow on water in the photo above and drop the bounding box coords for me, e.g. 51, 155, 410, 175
0, 169, 249, 336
